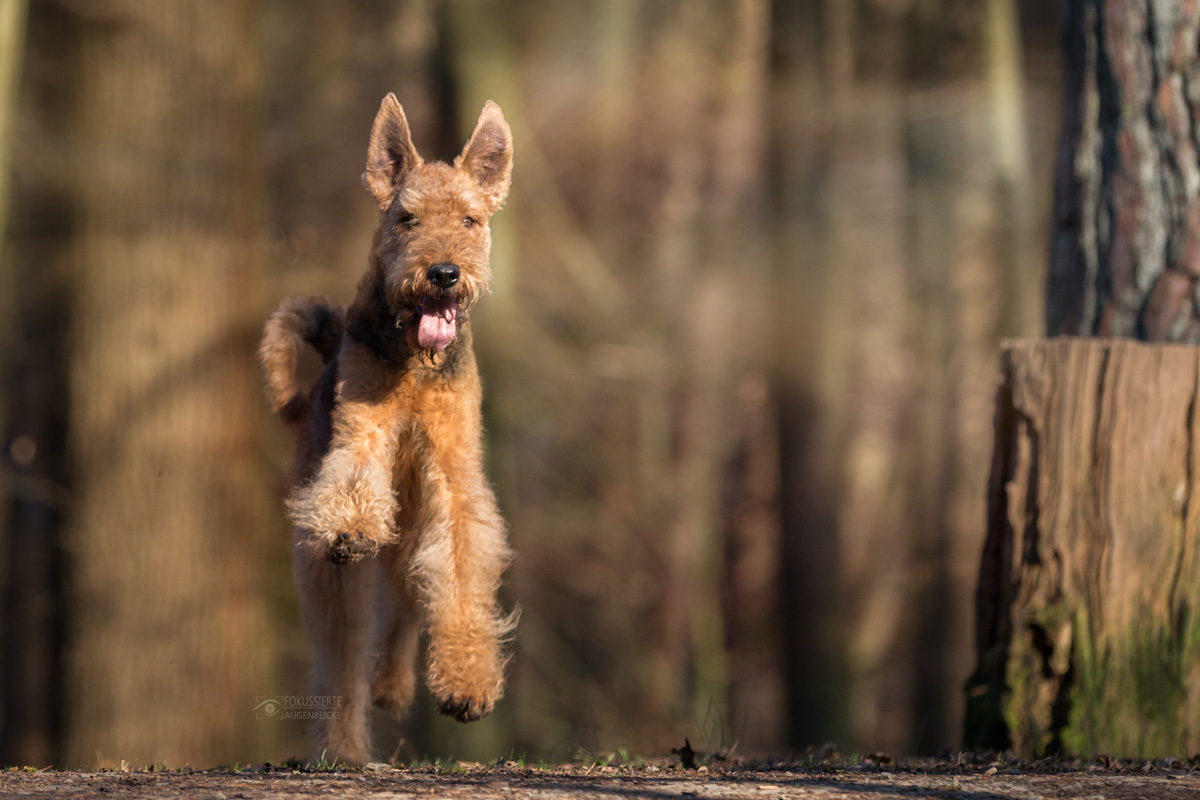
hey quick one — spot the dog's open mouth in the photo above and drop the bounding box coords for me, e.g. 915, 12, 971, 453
416, 295, 458, 352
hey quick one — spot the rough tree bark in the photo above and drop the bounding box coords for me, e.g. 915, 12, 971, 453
967, 339, 1200, 757
1048, 0, 1200, 341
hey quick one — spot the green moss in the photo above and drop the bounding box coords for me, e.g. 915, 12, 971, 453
1001, 592, 1075, 757
1060, 606, 1200, 758
1000, 604, 1200, 759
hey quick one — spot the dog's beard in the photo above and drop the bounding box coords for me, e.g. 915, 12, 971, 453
417, 296, 458, 352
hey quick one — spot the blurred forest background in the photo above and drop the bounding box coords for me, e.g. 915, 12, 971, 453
0, 0, 1062, 770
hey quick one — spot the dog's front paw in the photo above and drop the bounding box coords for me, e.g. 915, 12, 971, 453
426, 628, 506, 723
288, 477, 395, 564
324, 529, 382, 564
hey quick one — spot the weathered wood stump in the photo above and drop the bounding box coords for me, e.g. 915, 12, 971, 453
966, 338, 1200, 758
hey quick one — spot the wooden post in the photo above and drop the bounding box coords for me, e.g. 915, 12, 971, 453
966, 338, 1200, 757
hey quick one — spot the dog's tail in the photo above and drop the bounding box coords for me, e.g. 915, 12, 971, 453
258, 296, 344, 424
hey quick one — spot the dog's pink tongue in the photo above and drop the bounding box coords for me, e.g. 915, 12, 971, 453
418, 297, 457, 351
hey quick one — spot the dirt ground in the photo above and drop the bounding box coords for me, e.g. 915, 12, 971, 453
4, 756, 1200, 799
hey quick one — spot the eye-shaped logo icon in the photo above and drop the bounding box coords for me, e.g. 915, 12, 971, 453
253, 698, 282, 718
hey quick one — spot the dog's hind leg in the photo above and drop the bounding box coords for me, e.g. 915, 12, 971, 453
370, 546, 423, 716
293, 539, 375, 766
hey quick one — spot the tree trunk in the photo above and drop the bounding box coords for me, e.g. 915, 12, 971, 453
0, 0, 23, 240
447, 0, 779, 758
63, 1, 273, 768
1048, 0, 1200, 341
0, 0, 43, 768
771, 0, 1049, 756
967, 338, 1200, 757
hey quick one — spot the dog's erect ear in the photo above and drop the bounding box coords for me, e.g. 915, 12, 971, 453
363, 94, 422, 209
456, 101, 513, 211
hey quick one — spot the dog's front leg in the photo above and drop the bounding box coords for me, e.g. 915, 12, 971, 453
287, 354, 402, 563
409, 386, 514, 722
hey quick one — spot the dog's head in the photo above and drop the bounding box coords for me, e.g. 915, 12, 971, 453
362, 95, 512, 353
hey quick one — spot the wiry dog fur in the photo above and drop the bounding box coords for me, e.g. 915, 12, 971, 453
259, 95, 515, 766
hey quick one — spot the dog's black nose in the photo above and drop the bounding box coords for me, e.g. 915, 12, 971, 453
428, 262, 460, 289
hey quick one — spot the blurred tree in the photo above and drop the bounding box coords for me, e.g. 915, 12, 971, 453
0, 0, 23, 243
60, 1, 274, 767
0, 0, 45, 768
771, 0, 852, 753
1048, 0, 1200, 340
773, 0, 1042, 755
471, 0, 781, 758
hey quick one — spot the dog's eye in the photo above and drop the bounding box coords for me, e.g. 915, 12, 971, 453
400, 213, 419, 229
463, 216, 477, 229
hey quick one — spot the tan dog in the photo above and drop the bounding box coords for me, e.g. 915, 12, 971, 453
259, 95, 515, 766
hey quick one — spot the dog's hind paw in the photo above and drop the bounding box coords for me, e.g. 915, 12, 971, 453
324, 529, 381, 564
435, 693, 494, 723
